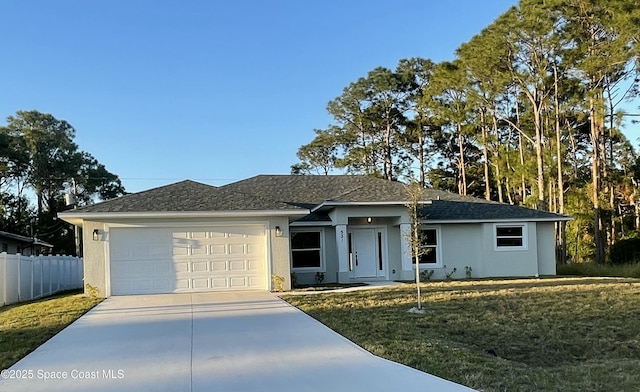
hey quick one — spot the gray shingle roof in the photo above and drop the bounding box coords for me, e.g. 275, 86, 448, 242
73, 180, 304, 213
422, 200, 567, 221
221, 175, 480, 205
69, 175, 569, 222
223, 175, 568, 222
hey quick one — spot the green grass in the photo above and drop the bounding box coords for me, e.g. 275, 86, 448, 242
283, 277, 640, 392
0, 290, 103, 370
558, 262, 640, 278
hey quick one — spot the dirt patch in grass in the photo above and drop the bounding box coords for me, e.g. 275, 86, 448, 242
292, 282, 369, 292
283, 278, 640, 392
0, 290, 103, 370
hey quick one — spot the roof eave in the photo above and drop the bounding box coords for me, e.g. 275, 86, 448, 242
59, 209, 311, 226
422, 217, 572, 224
311, 200, 432, 213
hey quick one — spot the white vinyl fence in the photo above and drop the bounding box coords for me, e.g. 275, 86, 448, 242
0, 253, 83, 306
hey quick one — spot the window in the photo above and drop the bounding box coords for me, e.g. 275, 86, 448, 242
1, 243, 7, 252
413, 228, 438, 264
291, 231, 322, 270
495, 224, 527, 250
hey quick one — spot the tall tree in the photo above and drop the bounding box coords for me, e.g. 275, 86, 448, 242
428, 60, 475, 195
291, 128, 339, 175
4, 111, 79, 216
457, 23, 512, 201
561, 0, 640, 263
0, 110, 125, 253
397, 57, 437, 186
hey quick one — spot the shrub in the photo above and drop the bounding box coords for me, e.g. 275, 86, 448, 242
610, 236, 640, 264
420, 269, 434, 281
557, 262, 640, 278
271, 275, 285, 292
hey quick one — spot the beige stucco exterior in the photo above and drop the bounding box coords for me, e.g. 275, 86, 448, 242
536, 222, 557, 276
396, 221, 556, 281
77, 216, 294, 297
289, 202, 561, 285
73, 210, 560, 296
81, 220, 108, 296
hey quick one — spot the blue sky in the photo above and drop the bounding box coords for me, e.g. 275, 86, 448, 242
0, 1, 519, 193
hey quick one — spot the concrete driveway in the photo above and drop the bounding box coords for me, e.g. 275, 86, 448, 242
1, 292, 475, 391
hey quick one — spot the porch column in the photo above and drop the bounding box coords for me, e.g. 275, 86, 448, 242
335, 224, 350, 283
400, 223, 414, 281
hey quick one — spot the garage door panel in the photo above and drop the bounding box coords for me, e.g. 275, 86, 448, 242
192, 278, 209, 289
228, 260, 246, 271
192, 261, 209, 272
210, 244, 226, 255
227, 244, 245, 254
110, 225, 267, 295
190, 245, 208, 255
248, 276, 263, 287
211, 278, 227, 288
172, 261, 189, 273
229, 277, 247, 288
211, 261, 227, 271
247, 259, 262, 271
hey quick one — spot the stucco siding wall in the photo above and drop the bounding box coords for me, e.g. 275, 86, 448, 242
329, 205, 408, 225
438, 224, 483, 279
536, 222, 557, 275
481, 222, 538, 277
268, 217, 292, 291
80, 216, 293, 296
387, 225, 402, 280
82, 220, 108, 296
324, 226, 338, 283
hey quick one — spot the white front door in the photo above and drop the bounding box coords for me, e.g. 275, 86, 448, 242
350, 228, 378, 278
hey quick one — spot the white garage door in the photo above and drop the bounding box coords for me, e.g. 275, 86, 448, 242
109, 225, 267, 295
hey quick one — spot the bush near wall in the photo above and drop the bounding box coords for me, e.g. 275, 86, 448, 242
610, 236, 640, 264
557, 262, 640, 279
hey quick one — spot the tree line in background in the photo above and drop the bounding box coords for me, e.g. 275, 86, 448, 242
292, 0, 640, 264
0, 110, 125, 254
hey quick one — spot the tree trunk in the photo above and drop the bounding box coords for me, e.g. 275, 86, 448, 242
492, 114, 504, 203
384, 123, 393, 180
481, 109, 491, 200
515, 89, 526, 204
553, 63, 566, 264
533, 102, 546, 210
418, 132, 426, 187
457, 124, 467, 196
590, 95, 605, 264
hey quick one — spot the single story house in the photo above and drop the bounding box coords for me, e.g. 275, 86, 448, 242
59, 175, 570, 296
0, 230, 54, 256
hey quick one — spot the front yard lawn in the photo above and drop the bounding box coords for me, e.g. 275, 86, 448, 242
282, 277, 640, 392
0, 290, 103, 370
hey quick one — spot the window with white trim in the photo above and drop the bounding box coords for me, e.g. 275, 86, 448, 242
291, 230, 323, 270
412, 227, 439, 265
495, 224, 527, 250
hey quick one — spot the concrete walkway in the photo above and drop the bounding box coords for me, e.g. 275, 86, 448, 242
1, 292, 475, 391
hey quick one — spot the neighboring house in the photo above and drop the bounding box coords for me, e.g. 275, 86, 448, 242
0, 230, 54, 256
59, 175, 570, 297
